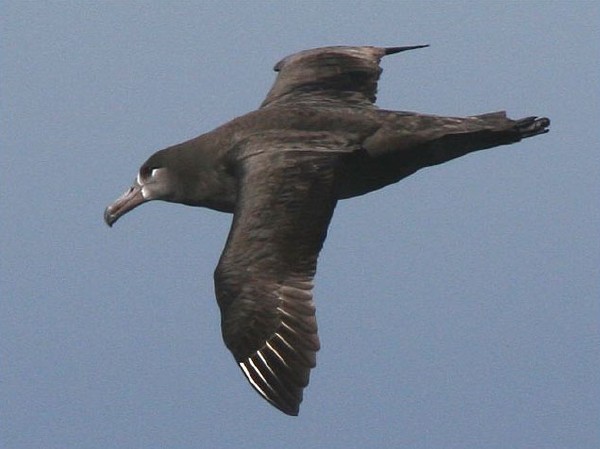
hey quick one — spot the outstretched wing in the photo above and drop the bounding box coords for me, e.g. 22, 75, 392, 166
214, 135, 344, 415
260, 45, 428, 108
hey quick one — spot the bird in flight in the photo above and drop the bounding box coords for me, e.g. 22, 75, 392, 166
104, 45, 550, 416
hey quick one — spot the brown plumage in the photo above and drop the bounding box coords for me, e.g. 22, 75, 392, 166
104, 45, 550, 415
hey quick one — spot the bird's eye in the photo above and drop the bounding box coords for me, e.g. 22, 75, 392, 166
137, 166, 153, 185
139, 166, 160, 179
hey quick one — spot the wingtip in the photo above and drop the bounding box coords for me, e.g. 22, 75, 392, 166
384, 44, 429, 55
238, 360, 302, 416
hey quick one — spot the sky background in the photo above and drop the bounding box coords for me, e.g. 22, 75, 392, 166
2, 2, 599, 448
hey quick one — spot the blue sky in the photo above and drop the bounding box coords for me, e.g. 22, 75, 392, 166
2, 2, 599, 448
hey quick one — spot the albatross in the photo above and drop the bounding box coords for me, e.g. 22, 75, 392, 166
104, 45, 550, 415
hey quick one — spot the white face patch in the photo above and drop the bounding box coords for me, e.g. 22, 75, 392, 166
136, 171, 150, 199
136, 167, 165, 200
141, 185, 151, 199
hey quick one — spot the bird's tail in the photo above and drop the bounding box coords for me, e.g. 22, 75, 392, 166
364, 111, 550, 163
339, 111, 550, 199
434, 112, 550, 164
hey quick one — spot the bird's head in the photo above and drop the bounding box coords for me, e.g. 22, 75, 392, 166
104, 149, 178, 227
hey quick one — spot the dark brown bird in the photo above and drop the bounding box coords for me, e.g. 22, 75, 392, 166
104, 45, 550, 416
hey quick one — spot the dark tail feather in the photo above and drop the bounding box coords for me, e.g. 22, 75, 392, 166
421, 114, 551, 166
340, 111, 551, 198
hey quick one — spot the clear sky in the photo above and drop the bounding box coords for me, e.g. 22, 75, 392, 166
2, 2, 599, 448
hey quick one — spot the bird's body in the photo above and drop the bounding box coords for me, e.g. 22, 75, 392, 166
104, 45, 550, 415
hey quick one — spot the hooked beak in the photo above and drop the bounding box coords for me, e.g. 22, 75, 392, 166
104, 181, 147, 227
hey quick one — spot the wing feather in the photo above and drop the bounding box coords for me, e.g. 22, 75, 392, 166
260, 45, 427, 108
214, 136, 342, 415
